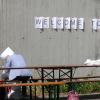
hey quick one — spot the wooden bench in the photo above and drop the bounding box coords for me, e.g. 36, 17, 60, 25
0, 81, 65, 87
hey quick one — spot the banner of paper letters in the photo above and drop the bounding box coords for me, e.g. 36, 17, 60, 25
34, 17, 100, 31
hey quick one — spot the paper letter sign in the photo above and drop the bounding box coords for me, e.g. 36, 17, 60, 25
97, 19, 100, 29
64, 17, 71, 29
78, 18, 84, 30
43, 17, 49, 28
92, 19, 97, 30
57, 17, 64, 29
35, 17, 43, 29
34, 16, 100, 32
71, 17, 77, 29
51, 17, 57, 29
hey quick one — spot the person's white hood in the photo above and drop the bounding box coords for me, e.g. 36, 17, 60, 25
84, 59, 100, 65
0, 47, 14, 59
84, 59, 96, 65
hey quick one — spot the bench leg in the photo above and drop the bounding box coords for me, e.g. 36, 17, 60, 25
22, 80, 27, 95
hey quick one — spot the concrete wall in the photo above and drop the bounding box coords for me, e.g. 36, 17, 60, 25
0, 0, 100, 68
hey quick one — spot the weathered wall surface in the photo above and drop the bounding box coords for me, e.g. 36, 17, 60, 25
0, 0, 100, 73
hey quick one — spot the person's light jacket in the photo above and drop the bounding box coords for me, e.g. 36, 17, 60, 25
5, 54, 32, 80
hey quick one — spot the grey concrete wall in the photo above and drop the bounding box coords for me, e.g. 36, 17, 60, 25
0, 0, 100, 69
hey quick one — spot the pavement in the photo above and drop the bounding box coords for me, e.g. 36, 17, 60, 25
79, 93, 100, 100
23, 93, 100, 100
8, 92, 100, 100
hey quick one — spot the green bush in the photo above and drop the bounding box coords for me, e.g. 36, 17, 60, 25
74, 82, 100, 94
60, 84, 69, 92
60, 82, 100, 94
57, 82, 100, 94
